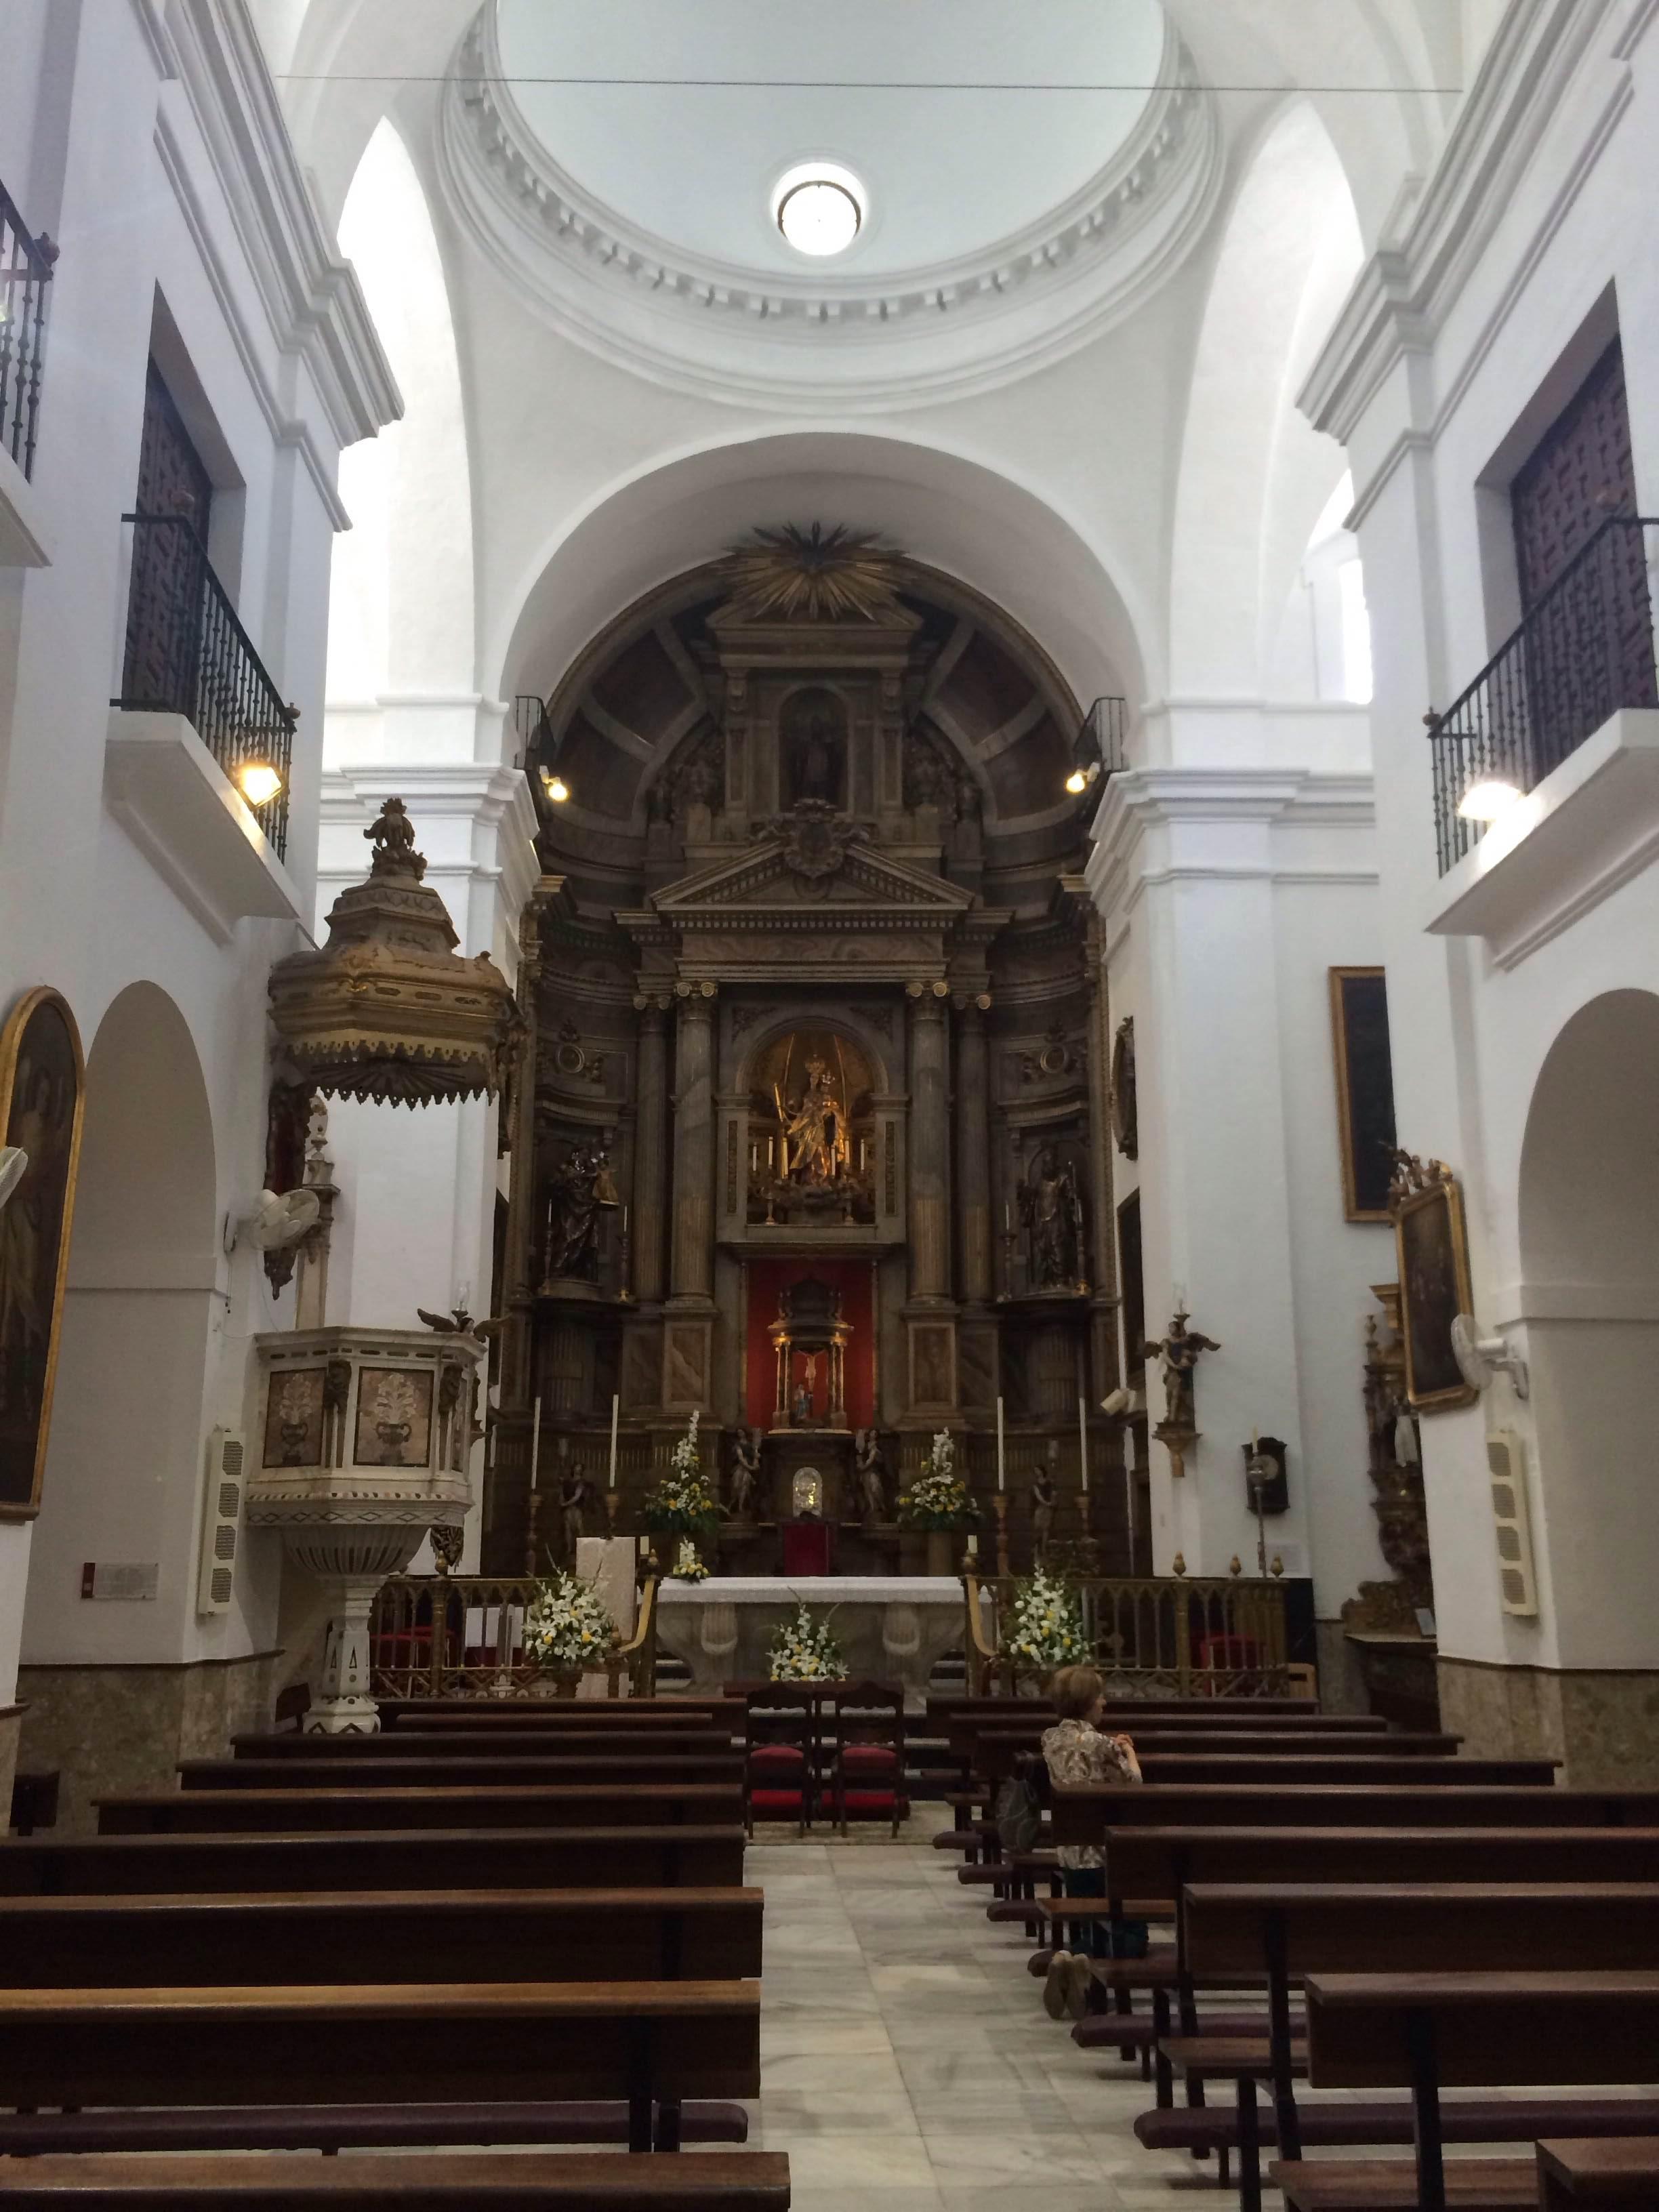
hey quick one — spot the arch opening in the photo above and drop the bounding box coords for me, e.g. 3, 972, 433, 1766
1517, 989, 1659, 1670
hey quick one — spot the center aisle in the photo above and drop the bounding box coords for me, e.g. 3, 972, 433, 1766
747, 1820, 1162, 2212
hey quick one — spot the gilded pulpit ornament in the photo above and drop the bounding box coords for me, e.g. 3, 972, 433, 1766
266, 799, 522, 1106
722, 522, 907, 623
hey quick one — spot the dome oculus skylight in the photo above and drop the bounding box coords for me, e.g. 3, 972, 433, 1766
774, 162, 864, 257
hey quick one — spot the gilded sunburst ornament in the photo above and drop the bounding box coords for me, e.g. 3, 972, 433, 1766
722, 523, 907, 623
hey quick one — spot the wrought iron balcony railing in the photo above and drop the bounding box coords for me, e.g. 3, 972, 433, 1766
115, 513, 295, 859
1429, 514, 1658, 875
0, 180, 56, 481
1069, 695, 1129, 796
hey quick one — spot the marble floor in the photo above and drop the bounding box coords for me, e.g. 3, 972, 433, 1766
749, 1816, 1225, 2212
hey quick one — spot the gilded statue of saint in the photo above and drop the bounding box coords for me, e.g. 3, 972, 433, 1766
779, 1058, 846, 1184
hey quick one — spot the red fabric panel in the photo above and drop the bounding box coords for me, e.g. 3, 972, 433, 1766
780, 1521, 835, 1576
750, 1790, 807, 1813
839, 1746, 899, 1774
744, 1258, 876, 1431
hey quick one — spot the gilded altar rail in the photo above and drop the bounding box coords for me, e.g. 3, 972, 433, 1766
370, 1573, 660, 1700
962, 1572, 1293, 1698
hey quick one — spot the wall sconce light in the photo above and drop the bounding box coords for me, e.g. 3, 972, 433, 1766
237, 758, 285, 808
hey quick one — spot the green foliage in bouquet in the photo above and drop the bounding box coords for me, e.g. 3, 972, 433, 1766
642, 1409, 719, 1536
767, 1602, 844, 1683
1004, 1566, 1090, 1673
522, 1570, 620, 1672
896, 1429, 977, 1530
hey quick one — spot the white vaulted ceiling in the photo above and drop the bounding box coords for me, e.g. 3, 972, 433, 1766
493, 0, 1168, 280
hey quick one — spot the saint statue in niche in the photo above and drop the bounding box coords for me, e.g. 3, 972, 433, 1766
1021, 1148, 1087, 1291
544, 1143, 619, 1284
780, 688, 847, 811
778, 1057, 848, 1184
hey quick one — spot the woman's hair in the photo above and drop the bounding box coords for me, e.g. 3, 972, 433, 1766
1048, 1664, 1105, 1720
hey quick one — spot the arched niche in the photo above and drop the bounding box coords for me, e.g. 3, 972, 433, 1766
22, 984, 220, 1670
1515, 989, 1659, 1670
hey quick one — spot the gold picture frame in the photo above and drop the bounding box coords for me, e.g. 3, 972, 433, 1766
0, 987, 87, 1517
1329, 967, 1397, 1222
1392, 1160, 1478, 1412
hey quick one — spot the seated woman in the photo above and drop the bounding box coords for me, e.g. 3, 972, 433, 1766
1040, 1663, 1144, 2020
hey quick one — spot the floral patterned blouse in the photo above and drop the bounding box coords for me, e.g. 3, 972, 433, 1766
1041, 1717, 1143, 1869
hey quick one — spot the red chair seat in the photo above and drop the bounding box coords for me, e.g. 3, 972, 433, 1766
840, 1790, 907, 1814
748, 1744, 807, 1774
840, 1744, 899, 1775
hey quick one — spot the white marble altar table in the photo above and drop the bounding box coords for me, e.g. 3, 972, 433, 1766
656, 1576, 977, 1701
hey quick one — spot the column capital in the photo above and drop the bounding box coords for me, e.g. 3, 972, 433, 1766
633, 989, 672, 1017
675, 979, 718, 1004
954, 990, 992, 1015
906, 979, 949, 1011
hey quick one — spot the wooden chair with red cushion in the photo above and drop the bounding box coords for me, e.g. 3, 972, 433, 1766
828, 1679, 906, 1838
743, 1688, 815, 1837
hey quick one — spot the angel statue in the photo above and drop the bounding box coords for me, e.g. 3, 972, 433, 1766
728, 1427, 762, 1521
854, 1428, 890, 1525
1143, 1313, 1222, 1435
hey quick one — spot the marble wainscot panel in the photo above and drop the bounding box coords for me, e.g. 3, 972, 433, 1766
15, 1650, 281, 1833
1437, 1656, 1659, 1786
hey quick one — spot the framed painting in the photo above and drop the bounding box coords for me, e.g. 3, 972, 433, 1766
353, 1365, 434, 1467
1330, 968, 1398, 1221
0, 987, 87, 1518
1394, 1168, 1478, 1412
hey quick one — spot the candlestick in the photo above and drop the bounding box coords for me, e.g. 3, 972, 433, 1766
1076, 1393, 1090, 1496
607, 1392, 620, 1490
991, 1491, 1010, 1577
529, 1395, 543, 1491
995, 1396, 1006, 1493
1173, 1281, 1188, 1313
604, 1490, 620, 1536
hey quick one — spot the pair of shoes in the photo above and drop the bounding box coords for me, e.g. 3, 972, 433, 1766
1043, 1950, 1075, 2020
1065, 1953, 1093, 2020
1027, 1948, 1053, 1980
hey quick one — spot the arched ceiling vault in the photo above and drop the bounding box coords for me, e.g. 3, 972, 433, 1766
260, 0, 1459, 251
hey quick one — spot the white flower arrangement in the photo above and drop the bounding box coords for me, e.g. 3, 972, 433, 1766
642, 1410, 720, 1536
897, 1429, 977, 1530
767, 1601, 844, 1683
670, 1538, 709, 1582
1004, 1567, 1090, 1673
521, 1570, 620, 1673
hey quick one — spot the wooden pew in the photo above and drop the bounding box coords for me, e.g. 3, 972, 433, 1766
0, 1887, 762, 1988
1049, 1784, 1659, 1847
1092, 1824, 1659, 1902
179, 1753, 745, 1790
0, 1824, 747, 1896
1177, 1885, 1659, 2208
0, 2150, 793, 2207
96, 1784, 743, 1835
0, 1980, 760, 2158
377, 1700, 731, 1730
966, 1734, 1467, 1790
1538, 2138, 1659, 2206
927, 1696, 1347, 1724
1132, 1755, 1556, 1786
230, 1728, 736, 1761
1280, 1971, 1659, 2212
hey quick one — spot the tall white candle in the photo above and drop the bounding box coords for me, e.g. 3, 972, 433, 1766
995, 1396, 1006, 1493
1077, 1393, 1090, 1496
608, 1392, 620, 1490
1124, 1443, 1136, 1555
529, 1395, 542, 1491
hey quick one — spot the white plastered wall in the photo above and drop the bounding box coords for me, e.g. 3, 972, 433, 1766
0, 0, 392, 1696
1300, 0, 1659, 1676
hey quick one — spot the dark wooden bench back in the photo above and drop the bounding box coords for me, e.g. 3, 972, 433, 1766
1099, 1825, 1659, 1900
377, 1700, 731, 1730
231, 1727, 735, 1761
0, 1887, 762, 1989
180, 1753, 745, 1792
0, 1825, 747, 1896
1051, 1784, 1659, 1847
96, 1785, 743, 1837
1304, 1970, 1659, 2089
0, 2148, 792, 2206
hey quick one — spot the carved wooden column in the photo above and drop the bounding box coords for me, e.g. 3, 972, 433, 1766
906, 981, 952, 1300
663, 980, 717, 1412
631, 992, 670, 1302
955, 992, 994, 1304
954, 989, 999, 1413
905, 978, 958, 1419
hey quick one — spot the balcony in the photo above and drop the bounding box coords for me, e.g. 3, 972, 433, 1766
1425, 516, 1659, 968
1069, 695, 1129, 798
0, 179, 55, 564
1428, 514, 1658, 875
107, 514, 303, 939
